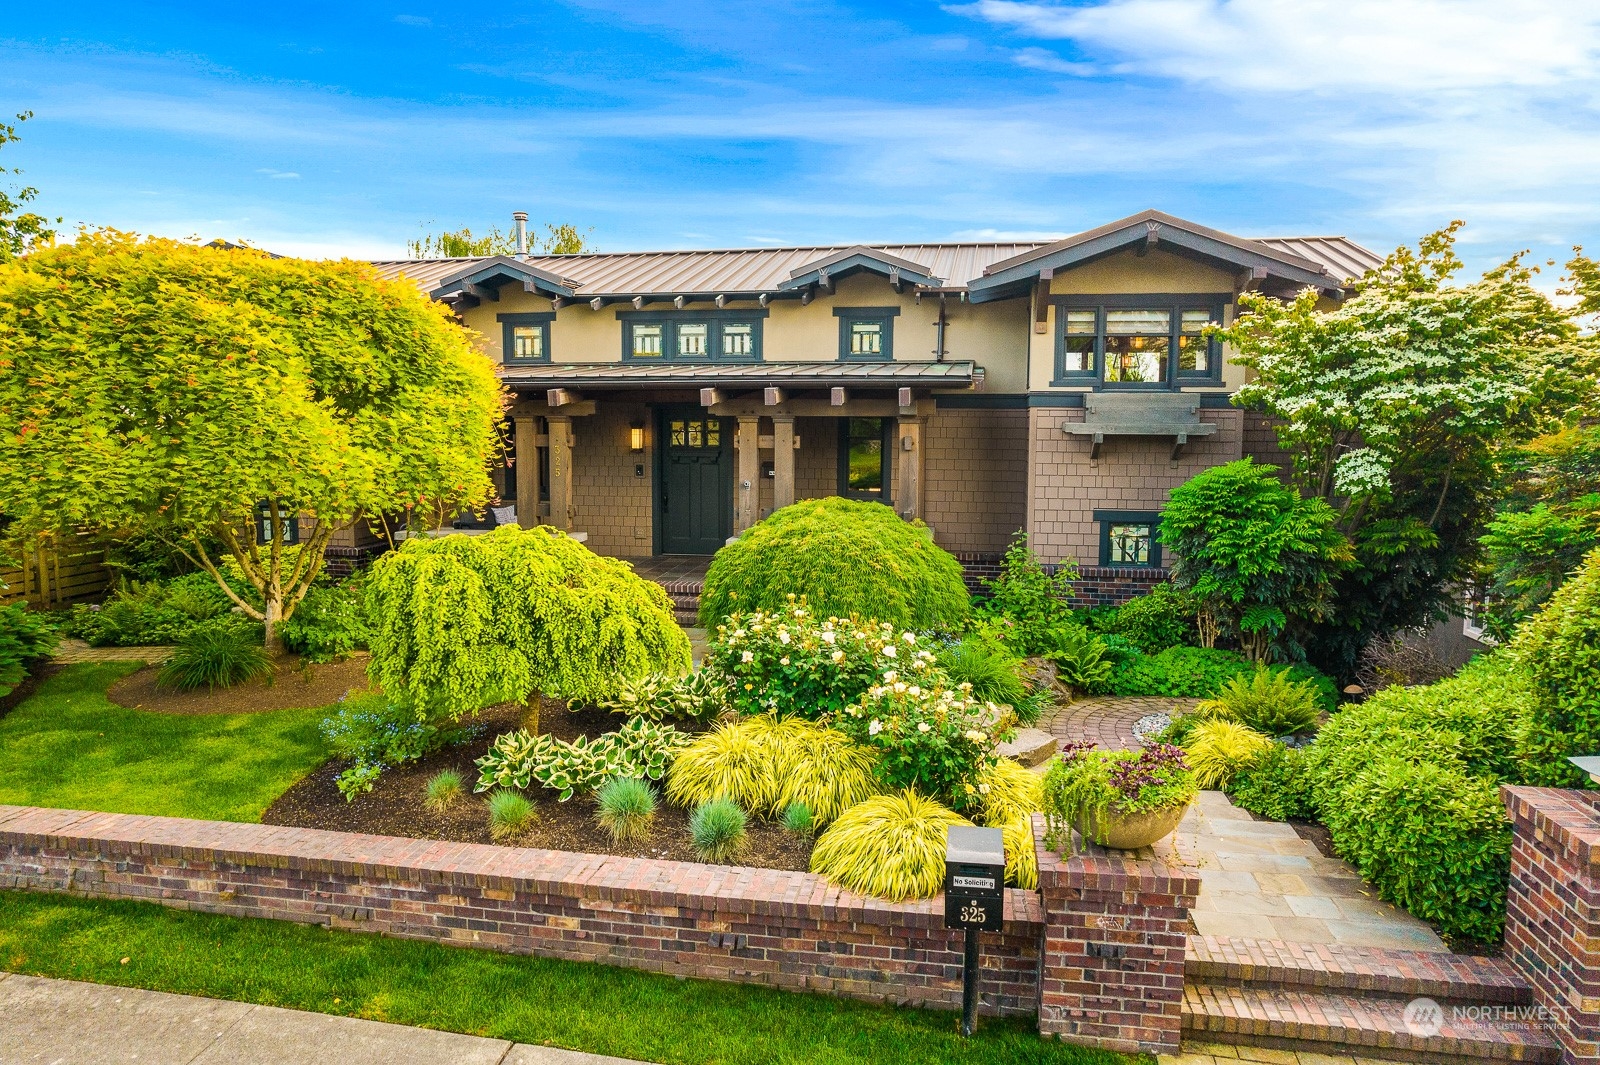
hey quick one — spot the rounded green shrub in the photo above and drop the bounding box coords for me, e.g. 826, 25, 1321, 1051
810, 790, 970, 901
689, 798, 747, 863
1228, 744, 1313, 822
364, 525, 691, 717
1511, 547, 1600, 786
157, 622, 273, 692
1093, 583, 1198, 654
595, 777, 657, 843
698, 497, 969, 630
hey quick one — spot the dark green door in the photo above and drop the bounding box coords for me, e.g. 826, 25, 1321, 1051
658, 407, 732, 554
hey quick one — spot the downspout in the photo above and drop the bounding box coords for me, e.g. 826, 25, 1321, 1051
934, 294, 948, 362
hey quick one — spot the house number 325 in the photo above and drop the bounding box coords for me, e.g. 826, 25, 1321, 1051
960, 901, 987, 924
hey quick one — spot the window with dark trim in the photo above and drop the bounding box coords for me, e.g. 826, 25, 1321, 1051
497, 312, 554, 364
1094, 510, 1163, 568
618, 309, 768, 362
839, 418, 891, 499
834, 306, 900, 361
1052, 294, 1226, 387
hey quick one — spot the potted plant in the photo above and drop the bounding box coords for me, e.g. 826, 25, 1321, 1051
1042, 742, 1197, 851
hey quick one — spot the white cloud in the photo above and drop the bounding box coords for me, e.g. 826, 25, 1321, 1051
954, 0, 1600, 95
1010, 47, 1095, 75
256, 168, 300, 179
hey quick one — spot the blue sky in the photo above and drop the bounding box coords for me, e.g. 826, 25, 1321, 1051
3, 1, 1599, 278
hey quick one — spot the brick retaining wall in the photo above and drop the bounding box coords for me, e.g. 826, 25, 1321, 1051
956, 553, 1169, 607
1503, 786, 1600, 1063
0, 804, 1196, 1054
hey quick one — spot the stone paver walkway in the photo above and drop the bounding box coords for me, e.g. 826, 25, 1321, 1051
1155, 791, 1446, 953
1045, 694, 1195, 751
0, 971, 652, 1065
51, 637, 174, 664
1160, 1039, 1397, 1065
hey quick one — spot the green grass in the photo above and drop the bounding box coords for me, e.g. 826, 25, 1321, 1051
0, 663, 329, 822
0, 891, 1139, 1065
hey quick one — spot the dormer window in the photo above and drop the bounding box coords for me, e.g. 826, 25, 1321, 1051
496, 312, 554, 364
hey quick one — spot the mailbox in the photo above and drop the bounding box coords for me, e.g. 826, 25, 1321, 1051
944, 825, 1005, 932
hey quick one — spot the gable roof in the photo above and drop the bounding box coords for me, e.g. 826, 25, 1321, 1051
780, 245, 944, 290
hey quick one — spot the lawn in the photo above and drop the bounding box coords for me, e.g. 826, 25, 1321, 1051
0, 663, 330, 822
0, 891, 1137, 1065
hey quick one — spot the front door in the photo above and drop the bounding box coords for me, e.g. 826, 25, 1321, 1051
657, 407, 732, 554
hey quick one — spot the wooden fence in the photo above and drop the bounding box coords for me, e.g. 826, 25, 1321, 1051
0, 532, 112, 607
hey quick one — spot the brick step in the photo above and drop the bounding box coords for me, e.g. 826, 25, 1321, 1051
1187, 936, 1532, 1005
1183, 983, 1562, 1064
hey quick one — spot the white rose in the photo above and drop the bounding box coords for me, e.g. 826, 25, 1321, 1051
831, 650, 846, 663
917, 722, 930, 733
742, 651, 755, 663
780, 656, 790, 665
903, 632, 916, 644
778, 631, 791, 645
868, 720, 883, 736
821, 630, 836, 645
882, 645, 897, 658
907, 685, 921, 697
964, 730, 987, 743
883, 670, 899, 683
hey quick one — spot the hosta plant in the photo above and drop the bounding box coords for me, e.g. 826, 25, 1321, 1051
810, 790, 971, 902
707, 601, 943, 719
831, 679, 1007, 813
1041, 743, 1197, 852
598, 669, 728, 722
474, 717, 691, 801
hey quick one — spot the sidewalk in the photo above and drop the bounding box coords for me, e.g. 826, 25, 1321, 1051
0, 971, 648, 1065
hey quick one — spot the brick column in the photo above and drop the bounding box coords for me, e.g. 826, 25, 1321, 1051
1033, 813, 1199, 1055
1503, 785, 1600, 1063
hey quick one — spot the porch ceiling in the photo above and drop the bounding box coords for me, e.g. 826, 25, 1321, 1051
496, 360, 979, 390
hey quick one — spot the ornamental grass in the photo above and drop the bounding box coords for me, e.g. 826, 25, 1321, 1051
766, 717, 881, 824
810, 790, 970, 902
665, 717, 780, 811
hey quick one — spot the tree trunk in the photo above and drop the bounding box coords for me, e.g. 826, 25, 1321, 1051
263, 594, 283, 657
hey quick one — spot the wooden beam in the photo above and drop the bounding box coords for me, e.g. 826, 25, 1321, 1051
547, 388, 580, 408
715, 294, 728, 308
830, 387, 847, 407
1034, 268, 1053, 334
508, 398, 597, 418
631, 296, 644, 310
699, 387, 723, 407
1137, 222, 1160, 257
590, 297, 604, 311
674, 295, 686, 310
734, 416, 760, 535
817, 267, 832, 293
771, 414, 796, 511
461, 281, 499, 302
889, 266, 901, 292
547, 415, 575, 531
763, 387, 784, 406
895, 415, 924, 521
1239, 266, 1269, 293
758, 293, 769, 308
800, 290, 814, 306
513, 415, 540, 530
897, 387, 912, 409
549, 296, 565, 311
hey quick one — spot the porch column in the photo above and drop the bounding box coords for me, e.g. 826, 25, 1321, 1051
547, 414, 575, 532
513, 415, 540, 529
771, 413, 796, 511
895, 414, 924, 521
734, 415, 760, 535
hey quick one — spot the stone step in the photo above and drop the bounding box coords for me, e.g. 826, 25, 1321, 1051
996, 726, 1059, 767
1187, 936, 1533, 1006
1183, 983, 1562, 1064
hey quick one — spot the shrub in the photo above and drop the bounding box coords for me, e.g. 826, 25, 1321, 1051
999, 814, 1038, 890
979, 757, 1043, 826
781, 802, 815, 837
975, 535, 1079, 656
689, 799, 747, 863
595, 777, 658, 844
1094, 583, 1199, 654
1108, 645, 1249, 699
487, 789, 536, 841
1044, 624, 1114, 695
666, 717, 780, 812
1183, 719, 1273, 789
66, 571, 235, 647
423, 769, 464, 813
1228, 744, 1313, 822
1202, 668, 1321, 736
475, 717, 691, 801
937, 637, 1027, 708
810, 790, 971, 901
699, 497, 970, 631
598, 669, 728, 722
157, 623, 274, 692
323, 693, 457, 801
708, 605, 942, 719
832, 680, 1004, 812
276, 581, 369, 664
1041, 743, 1196, 852
364, 526, 690, 718
1511, 547, 1600, 785
0, 602, 57, 698
766, 717, 881, 825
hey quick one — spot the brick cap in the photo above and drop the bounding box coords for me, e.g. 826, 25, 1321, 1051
1502, 785, 1600, 872
1029, 813, 1202, 898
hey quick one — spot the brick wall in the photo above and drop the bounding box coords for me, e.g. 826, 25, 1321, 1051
1025, 407, 1243, 567
1502, 786, 1600, 1063
955, 553, 1169, 607
1034, 815, 1199, 1055
924, 409, 1029, 555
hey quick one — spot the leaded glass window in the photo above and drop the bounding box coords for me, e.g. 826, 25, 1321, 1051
1062, 309, 1096, 373
722, 323, 754, 357
632, 323, 663, 358
678, 323, 709, 357
511, 325, 544, 360
850, 321, 882, 356
669, 418, 721, 449
1107, 523, 1152, 565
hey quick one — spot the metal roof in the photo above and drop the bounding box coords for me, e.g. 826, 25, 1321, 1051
497, 360, 978, 390
1253, 237, 1384, 284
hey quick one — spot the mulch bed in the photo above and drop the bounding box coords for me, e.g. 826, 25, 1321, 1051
107, 654, 373, 715
263, 698, 815, 872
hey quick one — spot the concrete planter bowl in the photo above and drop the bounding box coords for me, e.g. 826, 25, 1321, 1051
1076, 801, 1189, 850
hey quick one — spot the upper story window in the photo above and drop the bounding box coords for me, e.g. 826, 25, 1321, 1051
834, 306, 900, 361
620, 310, 767, 362
1053, 294, 1226, 388
497, 312, 555, 364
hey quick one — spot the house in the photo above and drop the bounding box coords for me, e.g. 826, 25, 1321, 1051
366, 210, 1380, 596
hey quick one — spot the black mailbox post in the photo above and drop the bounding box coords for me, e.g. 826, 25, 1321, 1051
944, 825, 1005, 1036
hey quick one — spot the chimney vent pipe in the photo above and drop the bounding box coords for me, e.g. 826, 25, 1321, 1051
512, 211, 528, 255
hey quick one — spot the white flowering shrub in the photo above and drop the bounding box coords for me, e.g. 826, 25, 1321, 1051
831, 679, 1008, 813
706, 598, 942, 719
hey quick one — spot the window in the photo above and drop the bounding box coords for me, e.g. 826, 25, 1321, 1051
496, 312, 554, 364
834, 307, 900, 361
839, 418, 891, 499
1053, 295, 1226, 386
668, 417, 722, 449
620, 311, 767, 361
1094, 510, 1163, 568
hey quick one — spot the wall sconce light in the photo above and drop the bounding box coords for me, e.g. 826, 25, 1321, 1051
629, 422, 646, 452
